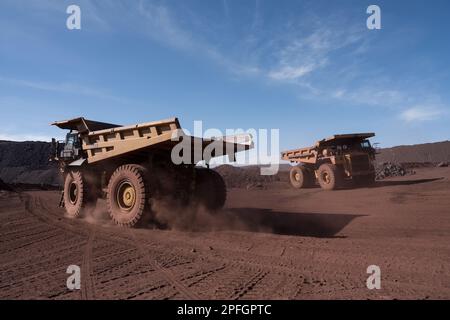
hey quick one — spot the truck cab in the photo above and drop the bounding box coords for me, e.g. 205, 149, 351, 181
50, 131, 82, 162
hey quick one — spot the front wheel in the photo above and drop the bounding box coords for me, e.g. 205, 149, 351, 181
63, 170, 97, 218
289, 166, 313, 189
317, 163, 343, 191
107, 164, 150, 227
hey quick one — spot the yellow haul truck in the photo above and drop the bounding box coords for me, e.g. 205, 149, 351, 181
51, 117, 252, 227
281, 133, 377, 191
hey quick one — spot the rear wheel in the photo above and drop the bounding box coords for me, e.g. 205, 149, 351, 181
194, 169, 227, 211
107, 164, 150, 227
289, 166, 313, 189
63, 170, 97, 218
317, 163, 343, 191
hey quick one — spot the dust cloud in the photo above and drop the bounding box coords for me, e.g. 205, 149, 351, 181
78, 199, 114, 227
150, 198, 272, 233
72, 192, 273, 233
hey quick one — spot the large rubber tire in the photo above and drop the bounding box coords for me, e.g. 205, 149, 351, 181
317, 163, 343, 191
195, 169, 227, 211
64, 170, 96, 218
107, 164, 150, 227
289, 166, 312, 189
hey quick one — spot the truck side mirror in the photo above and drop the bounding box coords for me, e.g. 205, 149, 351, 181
373, 142, 381, 154
50, 138, 59, 161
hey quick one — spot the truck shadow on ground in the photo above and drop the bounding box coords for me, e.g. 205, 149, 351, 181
224, 208, 364, 238
291, 178, 443, 191
371, 177, 443, 188
89, 203, 363, 238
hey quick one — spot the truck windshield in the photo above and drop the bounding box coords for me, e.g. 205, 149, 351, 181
66, 133, 79, 148
334, 141, 371, 152
360, 141, 371, 149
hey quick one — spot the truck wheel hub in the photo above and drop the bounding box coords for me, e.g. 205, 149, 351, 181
117, 182, 136, 210
69, 182, 78, 204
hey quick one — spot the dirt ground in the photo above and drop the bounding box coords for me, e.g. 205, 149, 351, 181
1, 167, 449, 300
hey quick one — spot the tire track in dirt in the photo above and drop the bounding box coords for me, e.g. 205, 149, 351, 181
81, 226, 96, 300
6, 192, 325, 300
213, 266, 269, 300
20, 193, 90, 239
30, 193, 159, 299
4, 179, 448, 300
128, 229, 201, 300
0, 237, 84, 271
122, 231, 306, 300
5, 193, 89, 299
22, 192, 164, 299
229, 270, 269, 300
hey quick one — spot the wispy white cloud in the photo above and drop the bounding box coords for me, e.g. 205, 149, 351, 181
0, 76, 127, 103
137, 1, 261, 76
267, 25, 363, 82
138, 2, 194, 50
399, 106, 444, 122
331, 87, 408, 107
268, 64, 316, 80
135, 1, 368, 86
3, 0, 446, 121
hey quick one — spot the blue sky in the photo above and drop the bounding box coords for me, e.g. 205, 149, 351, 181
0, 0, 449, 150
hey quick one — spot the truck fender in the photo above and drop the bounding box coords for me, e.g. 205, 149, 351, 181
68, 158, 87, 167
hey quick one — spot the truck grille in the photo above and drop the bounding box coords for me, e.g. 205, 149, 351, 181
350, 155, 370, 172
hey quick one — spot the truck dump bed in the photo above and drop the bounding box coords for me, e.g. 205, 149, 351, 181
281, 146, 318, 163
281, 133, 375, 164
53, 117, 252, 164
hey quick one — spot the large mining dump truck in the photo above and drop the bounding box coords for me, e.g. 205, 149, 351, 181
51, 117, 252, 227
281, 133, 377, 191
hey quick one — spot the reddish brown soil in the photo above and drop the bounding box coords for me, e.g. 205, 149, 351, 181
1, 167, 449, 300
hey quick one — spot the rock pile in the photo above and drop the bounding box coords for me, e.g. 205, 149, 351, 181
0, 141, 60, 186
375, 162, 415, 180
